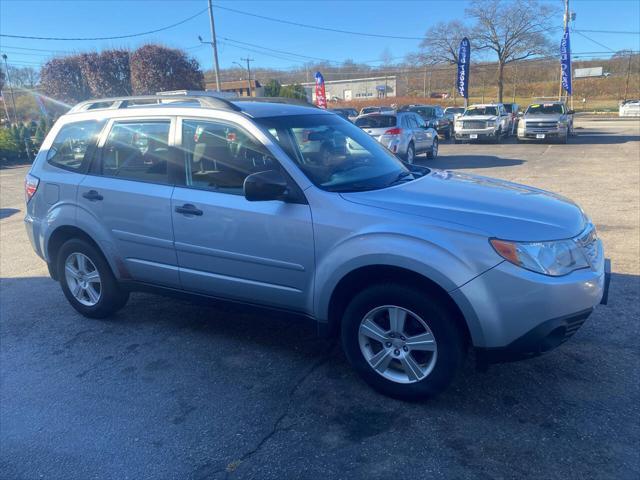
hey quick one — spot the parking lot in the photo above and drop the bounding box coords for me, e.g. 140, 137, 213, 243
1, 117, 638, 479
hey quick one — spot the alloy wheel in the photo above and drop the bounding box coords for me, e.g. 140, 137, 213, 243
64, 252, 102, 307
358, 305, 438, 384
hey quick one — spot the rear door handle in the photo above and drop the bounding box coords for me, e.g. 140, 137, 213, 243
175, 204, 203, 216
82, 190, 103, 201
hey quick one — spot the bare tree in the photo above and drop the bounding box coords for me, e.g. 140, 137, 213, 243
7, 66, 39, 89
466, 0, 555, 102
418, 20, 470, 65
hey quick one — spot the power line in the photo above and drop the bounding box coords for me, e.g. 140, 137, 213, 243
0, 7, 207, 41
215, 4, 424, 41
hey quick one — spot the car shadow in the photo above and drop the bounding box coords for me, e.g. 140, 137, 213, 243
570, 132, 640, 145
0, 208, 21, 220
418, 154, 525, 169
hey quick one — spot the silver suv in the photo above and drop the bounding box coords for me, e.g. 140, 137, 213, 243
517, 101, 574, 143
25, 94, 609, 399
355, 111, 438, 163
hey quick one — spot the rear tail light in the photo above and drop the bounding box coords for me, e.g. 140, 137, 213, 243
25, 173, 39, 203
384, 127, 402, 135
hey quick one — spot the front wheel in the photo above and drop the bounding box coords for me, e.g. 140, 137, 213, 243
444, 126, 452, 140
58, 238, 129, 319
404, 143, 415, 164
427, 137, 439, 159
341, 283, 465, 400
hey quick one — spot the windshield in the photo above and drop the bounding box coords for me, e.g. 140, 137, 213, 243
526, 103, 565, 115
355, 115, 397, 128
445, 108, 465, 114
255, 114, 410, 192
464, 106, 497, 116
407, 106, 435, 118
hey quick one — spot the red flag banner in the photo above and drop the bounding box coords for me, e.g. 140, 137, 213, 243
314, 71, 327, 109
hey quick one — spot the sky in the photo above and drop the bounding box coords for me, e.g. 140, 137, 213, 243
1, 0, 639, 73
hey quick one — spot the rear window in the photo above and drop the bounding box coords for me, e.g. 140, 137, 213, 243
46, 120, 104, 171
504, 104, 515, 113
464, 106, 498, 116
409, 107, 435, 118
355, 115, 396, 128
526, 103, 565, 115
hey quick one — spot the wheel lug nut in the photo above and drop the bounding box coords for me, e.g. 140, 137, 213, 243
403, 346, 409, 352
394, 349, 400, 356
385, 342, 392, 348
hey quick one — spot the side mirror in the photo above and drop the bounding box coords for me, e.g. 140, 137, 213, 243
244, 170, 288, 202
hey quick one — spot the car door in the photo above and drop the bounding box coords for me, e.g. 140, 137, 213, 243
413, 114, 432, 152
170, 117, 315, 312
407, 114, 426, 152
78, 117, 181, 287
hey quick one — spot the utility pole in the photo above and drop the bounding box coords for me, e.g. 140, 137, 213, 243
2, 54, 17, 124
428, 71, 432, 99
559, 0, 569, 101
512, 62, 518, 104
481, 72, 486, 103
207, 0, 221, 91
623, 52, 632, 102
423, 66, 427, 98
240, 57, 254, 96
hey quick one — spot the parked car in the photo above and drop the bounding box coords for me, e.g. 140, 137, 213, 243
503, 103, 520, 134
355, 111, 438, 163
444, 107, 465, 123
329, 107, 359, 122
517, 101, 574, 143
359, 106, 394, 116
399, 105, 453, 139
454, 103, 510, 143
619, 99, 640, 117
25, 94, 609, 399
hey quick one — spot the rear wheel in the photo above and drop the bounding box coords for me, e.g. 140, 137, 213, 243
57, 238, 129, 319
405, 143, 415, 164
341, 283, 465, 399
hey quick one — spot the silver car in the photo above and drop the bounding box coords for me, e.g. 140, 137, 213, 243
517, 101, 574, 143
25, 94, 609, 399
355, 111, 438, 163
454, 103, 511, 143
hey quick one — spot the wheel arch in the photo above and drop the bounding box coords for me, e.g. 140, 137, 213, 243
325, 264, 471, 346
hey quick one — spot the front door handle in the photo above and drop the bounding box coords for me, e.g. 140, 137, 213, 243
82, 190, 103, 201
175, 204, 203, 216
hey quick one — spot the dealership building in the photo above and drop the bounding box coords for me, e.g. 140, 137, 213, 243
299, 75, 407, 102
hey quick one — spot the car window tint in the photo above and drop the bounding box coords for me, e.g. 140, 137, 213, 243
47, 120, 104, 171
182, 119, 276, 195
355, 115, 396, 128
100, 121, 171, 184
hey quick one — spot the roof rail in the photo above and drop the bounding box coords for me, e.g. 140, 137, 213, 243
235, 96, 317, 108
68, 95, 242, 113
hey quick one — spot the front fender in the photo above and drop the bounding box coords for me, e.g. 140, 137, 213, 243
313, 229, 498, 322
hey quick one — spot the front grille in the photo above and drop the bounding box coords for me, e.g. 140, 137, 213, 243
526, 121, 558, 131
463, 120, 486, 129
575, 224, 601, 268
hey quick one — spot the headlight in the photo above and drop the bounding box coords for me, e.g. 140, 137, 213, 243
490, 238, 589, 276
425, 131, 433, 138
455, 122, 463, 129
486, 120, 495, 127
557, 119, 568, 126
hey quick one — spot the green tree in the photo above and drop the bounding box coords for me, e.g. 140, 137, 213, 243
0, 127, 21, 163
264, 79, 281, 97
279, 83, 308, 101
34, 125, 45, 147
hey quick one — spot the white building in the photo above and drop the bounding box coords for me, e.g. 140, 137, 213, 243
297, 76, 405, 102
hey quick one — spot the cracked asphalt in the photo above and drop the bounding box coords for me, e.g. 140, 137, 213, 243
1, 117, 639, 479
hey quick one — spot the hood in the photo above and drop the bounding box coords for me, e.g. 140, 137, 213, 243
523, 114, 563, 121
341, 170, 586, 241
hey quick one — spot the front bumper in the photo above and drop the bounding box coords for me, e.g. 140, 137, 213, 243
450, 249, 609, 352
518, 126, 568, 139
455, 129, 499, 140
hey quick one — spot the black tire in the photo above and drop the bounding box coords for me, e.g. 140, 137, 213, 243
404, 142, 415, 164
444, 126, 452, 140
341, 283, 465, 400
57, 238, 129, 319
427, 137, 438, 159
494, 129, 502, 144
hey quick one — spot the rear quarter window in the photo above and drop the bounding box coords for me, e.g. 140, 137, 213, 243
46, 120, 105, 171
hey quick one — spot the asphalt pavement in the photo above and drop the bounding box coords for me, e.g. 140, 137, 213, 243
1, 117, 639, 479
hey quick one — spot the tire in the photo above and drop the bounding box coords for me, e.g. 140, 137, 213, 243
57, 238, 129, 319
341, 283, 465, 400
404, 142, 415, 164
561, 132, 569, 144
494, 129, 502, 144
444, 126, 452, 140
427, 137, 439, 159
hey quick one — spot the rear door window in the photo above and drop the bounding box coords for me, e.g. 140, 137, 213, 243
46, 120, 105, 171
99, 120, 172, 184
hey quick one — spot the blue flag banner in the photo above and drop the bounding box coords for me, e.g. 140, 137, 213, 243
457, 37, 471, 98
560, 27, 572, 95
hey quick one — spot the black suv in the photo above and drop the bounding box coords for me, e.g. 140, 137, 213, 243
399, 105, 452, 139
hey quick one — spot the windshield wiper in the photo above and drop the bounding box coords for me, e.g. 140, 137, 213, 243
387, 170, 415, 186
